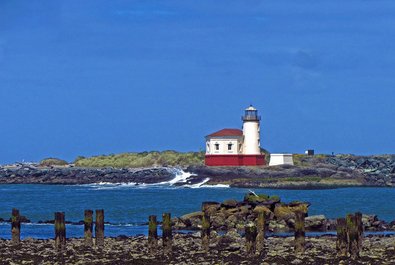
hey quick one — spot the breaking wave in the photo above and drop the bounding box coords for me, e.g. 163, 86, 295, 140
82, 169, 229, 190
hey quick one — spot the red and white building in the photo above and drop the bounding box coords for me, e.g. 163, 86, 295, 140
205, 106, 266, 166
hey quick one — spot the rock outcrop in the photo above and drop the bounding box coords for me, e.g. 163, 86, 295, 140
1, 154, 395, 187
186, 154, 395, 188
174, 192, 312, 232
173, 193, 395, 233
0, 166, 175, 185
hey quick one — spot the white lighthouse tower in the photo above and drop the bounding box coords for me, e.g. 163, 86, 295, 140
242, 105, 261, 155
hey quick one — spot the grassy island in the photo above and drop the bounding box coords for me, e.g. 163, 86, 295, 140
73, 151, 205, 168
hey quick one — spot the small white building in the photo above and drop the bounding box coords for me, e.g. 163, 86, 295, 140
269, 154, 294, 166
205, 129, 243, 155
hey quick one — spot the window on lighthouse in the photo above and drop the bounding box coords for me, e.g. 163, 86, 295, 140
228, 143, 233, 151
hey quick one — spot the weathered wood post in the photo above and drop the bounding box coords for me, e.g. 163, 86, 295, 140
95, 209, 104, 248
294, 210, 305, 254
200, 201, 219, 253
256, 211, 266, 256
11, 208, 21, 245
84, 210, 93, 247
355, 212, 363, 253
54, 212, 66, 251
336, 218, 348, 257
162, 213, 172, 257
201, 211, 210, 252
201, 201, 218, 214
245, 222, 257, 257
346, 213, 359, 259
148, 215, 158, 253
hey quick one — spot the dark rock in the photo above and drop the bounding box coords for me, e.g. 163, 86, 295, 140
0, 167, 176, 185
221, 199, 238, 208
179, 212, 202, 228
305, 215, 327, 231
116, 235, 129, 240
326, 219, 337, 231
71, 220, 85, 225
38, 220, 54, 224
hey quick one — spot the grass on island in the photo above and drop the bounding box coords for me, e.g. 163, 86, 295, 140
39, 158, 69, 167
292, 153, 329, 166
73, 151, 205, 168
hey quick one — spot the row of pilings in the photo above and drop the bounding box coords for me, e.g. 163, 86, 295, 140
7, 206, 364, 259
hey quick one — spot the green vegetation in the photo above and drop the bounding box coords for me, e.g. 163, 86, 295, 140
39, 158, 68, 167
293, 154, 329, 166
73, 151, 205, 168
281, 176, 322, 182
243, 193, 280, 204
260, 148, 271, 162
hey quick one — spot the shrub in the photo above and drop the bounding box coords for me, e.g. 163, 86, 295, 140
40, 158, 68, 167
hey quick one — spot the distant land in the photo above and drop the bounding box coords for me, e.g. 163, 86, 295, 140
0, 152, 394, 188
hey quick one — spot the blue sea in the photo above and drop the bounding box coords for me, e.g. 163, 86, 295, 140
0, 183, 394, 239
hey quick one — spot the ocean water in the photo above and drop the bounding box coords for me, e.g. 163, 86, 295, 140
0, 182, 394, 239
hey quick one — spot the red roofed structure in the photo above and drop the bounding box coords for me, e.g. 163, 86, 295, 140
205, 106, 266, 166
207, 129, 243, 137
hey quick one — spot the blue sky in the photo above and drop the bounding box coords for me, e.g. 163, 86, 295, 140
1, 0, 395, 163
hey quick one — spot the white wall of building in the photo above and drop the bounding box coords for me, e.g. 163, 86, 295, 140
269, 154, 294, 166
206, 138, 242, 155
242, 121, 261, 155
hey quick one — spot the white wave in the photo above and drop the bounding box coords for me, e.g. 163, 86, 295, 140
200, 183, 230, 188
82, 182, 139, 190
77, 169, 231, 189
22, 223, 56, 226
183, 178, 210, 188
157, 169, 195, 186
107, 223, 142, 227
81, 169, 195, 189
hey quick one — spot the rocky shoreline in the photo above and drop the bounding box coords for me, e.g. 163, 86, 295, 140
0, 166, 175, 185
0, 233, 394, 264
186, 154, 395, 188
0, 154, 394, 188
1, 191, 394, 264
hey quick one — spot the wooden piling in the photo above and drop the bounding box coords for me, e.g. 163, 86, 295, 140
256, 211, 266, 256
245, 222, 257, 257
148, 215, 158, 253
355, 212, 363, 253
336, 218, 348, 257
162, 213, 172, 257
294, 210, 305, 254
95, 209, 104, 248
11, 208, 21, 245
201, 211, 210, 252
201, 201, 218, 215
54, 212, 66, 251
346, 213, 359, 259
84, 210, 93, 247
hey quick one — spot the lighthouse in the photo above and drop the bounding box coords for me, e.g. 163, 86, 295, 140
205, 105, 266, 166
242, 105, 261, 155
